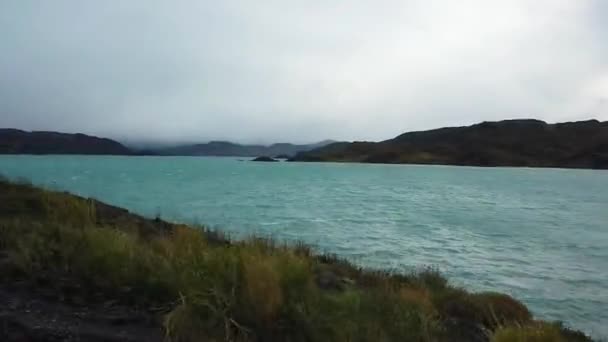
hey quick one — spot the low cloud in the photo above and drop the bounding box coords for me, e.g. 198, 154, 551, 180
1, 0, 606, 143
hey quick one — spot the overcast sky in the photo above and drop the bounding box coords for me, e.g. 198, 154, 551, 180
1, 1, 607, 144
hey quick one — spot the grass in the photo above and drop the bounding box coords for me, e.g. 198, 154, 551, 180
491, 323, 566, 342
490, 322, 593, 342
0, 178, 594, 341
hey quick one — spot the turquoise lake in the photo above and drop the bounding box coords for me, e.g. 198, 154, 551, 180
0, 155, 606, 337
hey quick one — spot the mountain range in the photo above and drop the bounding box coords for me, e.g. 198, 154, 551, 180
0, 129, 334, 157
151, 140, 336, 157
2, 119, 607, 169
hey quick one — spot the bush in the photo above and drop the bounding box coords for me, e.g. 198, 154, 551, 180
434, 289, 531, 328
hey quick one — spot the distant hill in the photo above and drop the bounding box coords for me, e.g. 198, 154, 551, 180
0, 128, 336, 157
0, 129, 132, 155
153, 140, 337, 157
290, 119, 608, 169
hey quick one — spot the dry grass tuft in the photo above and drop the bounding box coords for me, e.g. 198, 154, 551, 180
491, 323, 565, 342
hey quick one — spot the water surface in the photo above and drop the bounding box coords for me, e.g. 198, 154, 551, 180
1, 155, 606, 337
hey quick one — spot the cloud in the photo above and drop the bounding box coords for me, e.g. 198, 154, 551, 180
0, 0, 606, 143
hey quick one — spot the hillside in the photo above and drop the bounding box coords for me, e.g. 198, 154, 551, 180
154, 140, 336, 157
0, 129, 132, 155
291, 119, 608, 169
0, 178, 592, 341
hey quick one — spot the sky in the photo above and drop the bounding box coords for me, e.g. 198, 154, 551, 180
1, 1, 607, 144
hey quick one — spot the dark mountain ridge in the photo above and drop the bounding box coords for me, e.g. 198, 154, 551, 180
0, 128, 336, 157
291, 119, 608, 169
153, 140, 336, 157
0, 129, 132, 155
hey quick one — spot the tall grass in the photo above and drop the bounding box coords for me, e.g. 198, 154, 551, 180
491, 323, 566, 342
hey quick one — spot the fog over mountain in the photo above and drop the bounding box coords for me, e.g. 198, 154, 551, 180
1, 1, 607, 144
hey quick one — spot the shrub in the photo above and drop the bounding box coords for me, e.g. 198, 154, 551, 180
240, 250, 284, 322
434, 289, 531, 329
473, 292, 532, 328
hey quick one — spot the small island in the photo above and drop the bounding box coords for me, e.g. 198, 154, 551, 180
251, 156, 279, 162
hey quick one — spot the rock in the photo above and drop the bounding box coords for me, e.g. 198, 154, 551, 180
70, 295, 86, 306
0, 286, 164, 342
104, 300, 118, 308
0, 314, 34, 342
251, 156, 279, 162
105, 313, 145, 326
0, 251, 11, 270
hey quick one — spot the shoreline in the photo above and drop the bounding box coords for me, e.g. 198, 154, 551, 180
2, 153, 607, 171
0, 178, 596, 341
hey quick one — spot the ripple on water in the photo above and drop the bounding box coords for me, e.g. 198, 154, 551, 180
0, 156, 606, 339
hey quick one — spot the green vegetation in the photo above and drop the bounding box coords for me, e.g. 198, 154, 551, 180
490, 322, 592, 342
0, 178, 593, 341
